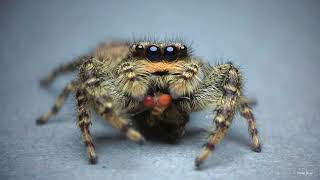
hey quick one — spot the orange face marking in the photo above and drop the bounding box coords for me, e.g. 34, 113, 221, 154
144, 61, 183, 73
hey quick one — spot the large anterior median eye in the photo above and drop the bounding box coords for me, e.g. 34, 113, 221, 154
164, 45, 178, 60
146, 45, 161, 61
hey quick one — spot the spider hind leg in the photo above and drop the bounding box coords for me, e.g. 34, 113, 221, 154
36, 80, 77, 125
40, 56, 87, 87
76, 88, 97, 164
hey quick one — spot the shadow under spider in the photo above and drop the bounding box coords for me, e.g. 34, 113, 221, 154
93, 127, 206, 147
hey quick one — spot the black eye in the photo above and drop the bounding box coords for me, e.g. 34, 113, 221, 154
180, 45, 187, 51
179, 45, 188, 57
165, 45, 178, 60
132, 44, 144, 57
146, 45, 161, 61
136, 44, 144, 53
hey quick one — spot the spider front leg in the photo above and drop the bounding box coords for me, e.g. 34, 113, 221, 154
80, 58, 146, 145
184, 63, 242, 168
93, 94, 146, 145
195, 102, 236, 168
36, 80, 78, 125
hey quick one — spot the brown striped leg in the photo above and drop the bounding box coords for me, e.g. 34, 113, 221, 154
195, 64, 241, 168
239, 96, 257, 107
239, 102, 261, 152
36, 80, 77, 125
79, 59, 145, 144
195, 110, 233, 168
40, 56, 87, 87
95, 96, 145, 144
76, 88, 97, 164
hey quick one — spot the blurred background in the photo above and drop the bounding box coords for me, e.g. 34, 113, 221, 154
0, 0, 319, 179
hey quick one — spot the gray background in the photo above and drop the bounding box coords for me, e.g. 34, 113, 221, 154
0, 0, 319, 179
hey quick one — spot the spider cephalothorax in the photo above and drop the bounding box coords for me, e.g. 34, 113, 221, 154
37, 40, 261, 168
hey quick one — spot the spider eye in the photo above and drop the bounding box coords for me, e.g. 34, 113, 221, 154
132, 44, 144, 57
136, 44, 144, 52
146, 45, 161, 61
179, 45, 188, 57
137, 44, 143, 49
164, 45, 178, 60
180, 45, 188, 52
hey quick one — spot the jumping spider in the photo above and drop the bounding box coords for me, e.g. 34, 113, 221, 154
36, 40, 261, 168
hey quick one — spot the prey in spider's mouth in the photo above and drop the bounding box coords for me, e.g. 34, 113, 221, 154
143, 67, 175, 115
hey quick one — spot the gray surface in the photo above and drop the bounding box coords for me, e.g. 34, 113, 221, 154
0, 0, 320, 179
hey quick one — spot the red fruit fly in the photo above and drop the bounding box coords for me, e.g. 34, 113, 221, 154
143, 94, 172, 108
143, 95, 154, 107
157, 94, 172, 107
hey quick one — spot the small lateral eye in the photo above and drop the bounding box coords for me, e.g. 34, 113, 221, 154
180, 45, 187, 51
146, 45, 161, 61
164, 45, 178, 60
132, 44, 144, 57
179, 45, 188, 57
136, 44, 144, 52
137, 44, 143, 50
